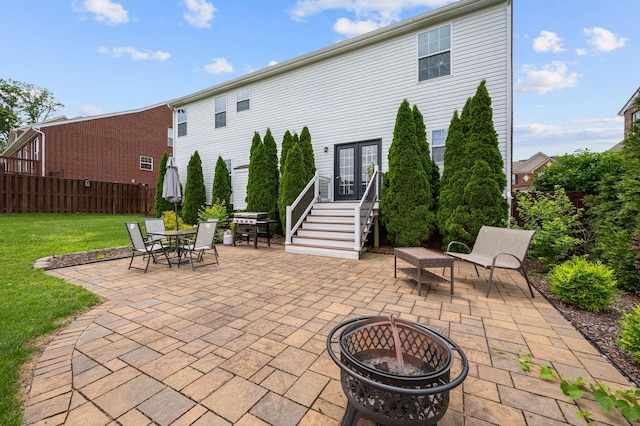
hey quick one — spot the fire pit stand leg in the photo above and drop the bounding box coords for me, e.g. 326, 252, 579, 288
340, 402, 362, 426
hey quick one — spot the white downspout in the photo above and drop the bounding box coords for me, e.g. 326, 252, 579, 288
33, 126, 45, 176
505, 0, 513, 228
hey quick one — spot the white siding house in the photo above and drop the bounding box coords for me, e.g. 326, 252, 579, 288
169, 0, 512, 211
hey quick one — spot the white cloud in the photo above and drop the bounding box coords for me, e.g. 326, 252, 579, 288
514, 61, 581, 94
583, 27, 627, 52
79, 105, 106, 116
268, 60, 279, 66
576, 48, 587, 56
183, 0, 216, 28
289, 0, 455, 37
203, 58, 233, 74
532, 30, 564, 53
333, 17, 380, 37
74, 0, 129, 25
98, 46, 170, 61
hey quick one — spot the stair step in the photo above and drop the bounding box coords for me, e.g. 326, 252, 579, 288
301, 222, 354, 232
286, 244, 360, 260
297, 229, 354, 239
309, 209, 355, 216
291, 236, 354, 249
305, 215, 354, 224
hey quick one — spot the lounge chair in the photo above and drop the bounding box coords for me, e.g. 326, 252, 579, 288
445, 226, 536, 297
125, 222, 171, 272
177, 220, 219, 270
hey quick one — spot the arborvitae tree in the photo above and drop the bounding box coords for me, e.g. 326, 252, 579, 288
250, 131, 261, 161
299, 126, 316, 181
380, 99, 433, 246
246, 132, 263, 210
280, 130, 293, 174
246, 129, 279, 220
278, 143, 307, 229
154, 152, 174, 217
211, 155, 231, 208
181, 150, 207, 225
412, 104, 438, 235
436, 110, 464, 240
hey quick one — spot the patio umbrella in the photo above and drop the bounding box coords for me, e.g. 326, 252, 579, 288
162, 156, 182, 231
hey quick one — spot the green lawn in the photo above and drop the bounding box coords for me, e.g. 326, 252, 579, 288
0, 213, 146, 426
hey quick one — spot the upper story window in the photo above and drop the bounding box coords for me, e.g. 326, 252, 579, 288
167, 128, 173, 147
215, 95, 226, 128
236, 88, 250, 112
431, 129, 448, 169
633, 111, 640, 123
177, 109, 187, 137
418, 25, 451, 82
140, 156, 153, 171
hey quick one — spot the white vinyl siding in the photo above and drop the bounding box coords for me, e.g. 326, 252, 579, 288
171, 1, 510, 203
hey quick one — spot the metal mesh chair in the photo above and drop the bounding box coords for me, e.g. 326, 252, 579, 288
177, 220, 219, 270
125, 222, 171, 272
144, 218, 168, 244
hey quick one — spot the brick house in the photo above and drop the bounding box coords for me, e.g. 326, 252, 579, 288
2, 103, 173, 187
512, 151, 555, 192
613, 86, 640, 151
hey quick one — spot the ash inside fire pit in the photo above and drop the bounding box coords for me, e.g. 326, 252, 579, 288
356, 351, 434, 376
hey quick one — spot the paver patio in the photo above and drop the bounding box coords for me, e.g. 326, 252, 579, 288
22, 244, 635, 425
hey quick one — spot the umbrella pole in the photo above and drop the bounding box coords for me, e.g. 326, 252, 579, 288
174, 202, 178, 231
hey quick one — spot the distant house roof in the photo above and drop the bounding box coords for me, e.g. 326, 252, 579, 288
618, 86, 640, 116
512, 152, 554, 175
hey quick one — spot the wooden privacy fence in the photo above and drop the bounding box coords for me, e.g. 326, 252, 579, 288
0, 173, 154, 215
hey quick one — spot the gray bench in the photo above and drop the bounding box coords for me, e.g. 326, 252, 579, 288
445, 226, 536, 297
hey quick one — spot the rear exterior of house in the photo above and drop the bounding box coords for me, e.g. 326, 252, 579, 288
2, 104, 173, 187
512, 152, 555, 192
169, 0, 513, 210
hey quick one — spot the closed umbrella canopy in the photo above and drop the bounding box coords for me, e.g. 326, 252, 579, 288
163, 156, 182, 230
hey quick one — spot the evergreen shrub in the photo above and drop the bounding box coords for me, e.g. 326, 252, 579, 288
618, 305, 640, 362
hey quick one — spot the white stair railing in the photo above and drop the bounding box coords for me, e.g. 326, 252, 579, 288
354, 166, 379, 251
285, 172, 331, 245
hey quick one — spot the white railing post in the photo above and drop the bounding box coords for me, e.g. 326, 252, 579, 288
354, 206, 360, 251
314, 171, 320, 201
285, 206, 292, 245
374, 165, 379, 200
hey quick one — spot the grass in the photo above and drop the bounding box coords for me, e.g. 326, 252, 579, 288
0, 213, 146, 426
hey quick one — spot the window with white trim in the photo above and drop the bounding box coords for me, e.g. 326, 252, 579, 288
418, 25, 451, 81
431, 129, 447, 169
167, 128, 173, 147
140, 156, 153, 171
236, 88, 250, 112
177, 109, 187, 137
215, 96, 226, 128
633, 111, 640, 123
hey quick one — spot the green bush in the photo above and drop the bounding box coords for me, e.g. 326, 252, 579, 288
547, 257, 617, 312
514, 188, 584, 265
182, 151, 207, 224
197, 200, 229, 225
211, 156, 231, 209
619, 305, 640, 362
161, 210, 190, 231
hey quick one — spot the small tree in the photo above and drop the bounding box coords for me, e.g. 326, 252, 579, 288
245, 132, 263, 210
436, 109, 464, 242
211, 155, 231, 209
299, 126, 316, 181
412, 104, 438, 235
380, 99, 433, 246
280, 130, 293, 174
154, 152, 174, 217
182, 151, 206, 225
246, 129, 279, 220
278, 143, 307, 229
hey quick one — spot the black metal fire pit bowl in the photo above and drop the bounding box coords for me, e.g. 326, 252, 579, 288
326, 316, 468, 426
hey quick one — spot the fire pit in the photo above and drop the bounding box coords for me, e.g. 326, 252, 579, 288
326, 316, 468, 426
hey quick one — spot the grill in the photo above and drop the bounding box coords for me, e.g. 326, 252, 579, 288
326, 316, 468, 426
233, 211, 268, 225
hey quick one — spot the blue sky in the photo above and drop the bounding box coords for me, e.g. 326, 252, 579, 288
2, 0, 636, 160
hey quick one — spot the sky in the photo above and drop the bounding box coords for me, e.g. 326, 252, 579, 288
1, 0, 637, 161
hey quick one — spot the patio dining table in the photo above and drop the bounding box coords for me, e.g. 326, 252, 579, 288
147, 229, 196, 264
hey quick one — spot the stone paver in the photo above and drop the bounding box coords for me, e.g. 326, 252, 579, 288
21, 244, 635, 425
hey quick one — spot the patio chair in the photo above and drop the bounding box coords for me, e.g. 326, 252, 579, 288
125, 222, 171, 273
177, 220, 219, 270
144, 218, 168, 244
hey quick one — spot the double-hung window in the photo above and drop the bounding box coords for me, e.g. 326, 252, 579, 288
215, 96, 226, 128
177, 109, 187, 137
140, 156, 153, 171
431, 129, 448, 170
236, 88, 250, 112
167, 128, 173, 147
418, 25, 451, 81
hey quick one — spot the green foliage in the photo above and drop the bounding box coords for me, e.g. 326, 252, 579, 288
154, 153, 174, 217
181, 151, 207, 224
278, 143, 307, 229
280, 130, 293, 174
380, 99, 434, 246
197, 199, 229, 225
533, 149, 621, 193
437, 81, 508, 248
618, 305, 640, 362
211, 156, 232, 209
161, 210, 191, 230
299, 126, 316, 182
514, 188, 584, 264
413, 104, 440, 210
547, 257, 617, 312
0, 78, 64, 151
246, 129, 280, 220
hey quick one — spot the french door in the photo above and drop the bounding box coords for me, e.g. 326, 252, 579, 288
334, 139, 381, 201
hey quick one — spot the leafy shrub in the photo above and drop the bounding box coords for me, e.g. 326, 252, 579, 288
161, 210, 190, 231
197, 200, 229, 225
547, 257, 617, 312
619, 306, 640, 362
514, 188, 584, 265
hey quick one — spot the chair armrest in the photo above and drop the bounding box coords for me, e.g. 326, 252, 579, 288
446, 241, 471, 253
491, 252, 522, 268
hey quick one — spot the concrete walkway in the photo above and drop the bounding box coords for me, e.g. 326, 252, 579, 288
23, 244, 634, 425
